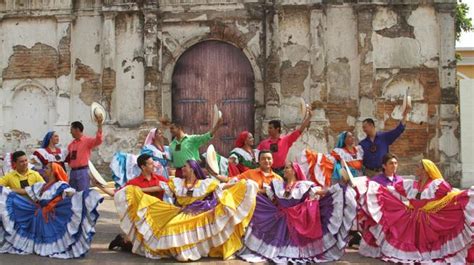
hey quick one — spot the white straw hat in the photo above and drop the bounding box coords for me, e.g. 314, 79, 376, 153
212, 104, 222, 129
206, 144, 219, 175
90, 102, 106, 124
88, 160, 108, 186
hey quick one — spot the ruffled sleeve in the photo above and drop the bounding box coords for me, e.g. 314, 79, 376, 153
229, 151, 240, 164
202, 178, 219, 194
309, 185, 323, 200
356, 145, 364, 159
160, 181, 173, 199
263, 183, 274, 200
61, 186, 76, 198
331, 149, 342, 161
422, 179, 451, 200
168, 177, 177, 194
170, 177, 219, 198
272, 180, 314, 200
25, 182, 44, 201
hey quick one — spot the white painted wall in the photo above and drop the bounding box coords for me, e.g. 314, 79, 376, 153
461, 78, 474, 188
114, 13, 144, 127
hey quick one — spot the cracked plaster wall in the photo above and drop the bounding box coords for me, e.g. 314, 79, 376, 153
0, 0, 460, 183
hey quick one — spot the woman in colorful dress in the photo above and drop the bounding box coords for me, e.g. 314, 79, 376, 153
31, 131, 68, 172
0, 162, 103, 258
111, 128, 170, 188
240, 161, 356, 263
141, 128, 171, 178
331, 131, 364, 181
359, 158, 474, 263
114, 159, 257, 261
228, 131, 259, 177
330, 131, 365, 246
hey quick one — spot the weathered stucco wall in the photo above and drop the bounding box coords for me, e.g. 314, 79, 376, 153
0, 0, 460, 184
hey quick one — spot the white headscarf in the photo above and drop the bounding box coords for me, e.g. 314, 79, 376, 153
144, 128, 157, 146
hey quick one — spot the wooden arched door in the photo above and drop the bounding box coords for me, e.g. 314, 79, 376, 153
172, 40, 255, 156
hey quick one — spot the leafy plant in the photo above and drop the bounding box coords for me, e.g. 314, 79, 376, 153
456, 0, 473, 41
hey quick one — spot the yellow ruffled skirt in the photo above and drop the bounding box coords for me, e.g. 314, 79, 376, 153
114, 180, 257, 261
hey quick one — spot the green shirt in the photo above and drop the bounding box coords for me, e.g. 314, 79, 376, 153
170, 132, 212, 168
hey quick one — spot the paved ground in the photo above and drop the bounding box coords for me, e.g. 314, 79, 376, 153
0, 197, 387, 265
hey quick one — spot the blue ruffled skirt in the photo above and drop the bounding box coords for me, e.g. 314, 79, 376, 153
0, 186, 103, 258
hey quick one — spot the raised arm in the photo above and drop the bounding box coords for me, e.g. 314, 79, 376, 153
297, 106, 313, 132
383, 122, 406, 145
401, 103, 412, 126
188, 132, 212, 149
91, 178, 115, 197
210, 117, 224, 137
86, 128, 103, 149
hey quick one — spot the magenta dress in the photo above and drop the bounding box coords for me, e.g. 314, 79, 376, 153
239, 179, 356, 263
359, 178, 474, 263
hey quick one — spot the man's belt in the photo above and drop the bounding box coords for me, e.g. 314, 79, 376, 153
71, 165, 89, 171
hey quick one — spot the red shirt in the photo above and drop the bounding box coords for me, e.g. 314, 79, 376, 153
257, 130, 301, 168
67, 130, 103, 168
125, 173, 168, 199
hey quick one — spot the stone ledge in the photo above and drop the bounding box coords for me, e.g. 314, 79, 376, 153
0, 0, 456, 15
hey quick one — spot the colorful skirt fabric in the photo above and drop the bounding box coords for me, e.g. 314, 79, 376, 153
110, 152, 140, 189
0, 186, 103, 258
359, 180, 474, 263
114, 179, 257, 261
240, 183, 357, 263
298, 149, 334, 188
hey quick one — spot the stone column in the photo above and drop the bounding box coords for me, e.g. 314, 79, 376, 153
143, 11, 160, 122
263, 4, 281, 137
436, 3, 461, 183
102, 12, 116, 69
102, 12, 117, 122
309, 8, 326, 122
113, 12, 145, 127
355, 6, 376, 138
55, 15, 73, 134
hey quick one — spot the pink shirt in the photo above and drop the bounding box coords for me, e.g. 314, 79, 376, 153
67, 130, 103, 168
257, 130, 301, 169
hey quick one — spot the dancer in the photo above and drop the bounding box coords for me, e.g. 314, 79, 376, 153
110, 128, 170, 189
0, 151, 44, 193
141, 128, 171, 178
114, 159, 257, 261
240, 161, 356, 263
257, 107, 312, 176
359, 158, 474, 263
67, 119, 103, 191
168, 117, 223, 177
31, 131, 68, 174
96, 153, 169, 252
360, 105, 410, 177
0, 162, 103, 258
233, 150, 282, 191
228, 131, 259, 177
331, 131, 364, 181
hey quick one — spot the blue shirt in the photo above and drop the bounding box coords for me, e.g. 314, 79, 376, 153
360, 122, 405, 169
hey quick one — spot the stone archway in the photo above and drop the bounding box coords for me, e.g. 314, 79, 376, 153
3, 79, 55, 140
